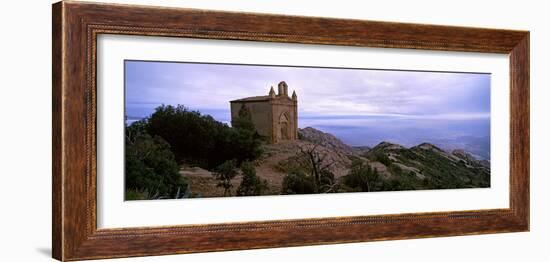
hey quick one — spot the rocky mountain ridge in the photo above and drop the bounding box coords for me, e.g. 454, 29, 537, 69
181, 126, 491, 197
294, 127, 490, 189
298, 127, 354, 154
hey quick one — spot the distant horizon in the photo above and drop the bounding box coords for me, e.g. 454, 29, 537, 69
125, 60, 491, 160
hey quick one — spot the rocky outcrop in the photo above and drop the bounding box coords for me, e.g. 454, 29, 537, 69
266, 128, 490, 190
452, 149, 490, 169
371, 141, 406, 151
262, 140, 353, 178
415, 142, 447, 153
298, 127, 354, 155
452, 149, 478, 162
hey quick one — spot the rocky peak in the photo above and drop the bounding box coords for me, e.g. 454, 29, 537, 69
452, 149, 491, 170
372, 141, 405, 151
415, 143, 446, 153
452, 149, 478, 162
298, 127, 353, 154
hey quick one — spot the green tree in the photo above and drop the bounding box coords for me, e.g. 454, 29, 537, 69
228, 105, 264, 164
225, 117, 263, 165
125, 120, 188, 200
343, 160, 381, 192
146, 105, 263, 169
236, 161, 268, 196
212, 160, 238, 196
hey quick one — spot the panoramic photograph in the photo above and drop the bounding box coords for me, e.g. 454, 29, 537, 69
124, 60, 491, 200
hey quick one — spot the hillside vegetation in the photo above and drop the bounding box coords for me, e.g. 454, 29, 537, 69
363, 141, 490, 190
125, 105, 490, 199
125, 105, 264, 200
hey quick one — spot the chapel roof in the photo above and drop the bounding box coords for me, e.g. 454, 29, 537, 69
230, 95, 271, 102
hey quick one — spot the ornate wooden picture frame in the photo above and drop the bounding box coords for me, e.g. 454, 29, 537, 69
52, 1, 529, 261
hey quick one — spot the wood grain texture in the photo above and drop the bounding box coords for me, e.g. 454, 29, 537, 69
52, 1, 530, 261
52, 2, 63, 260
509, 35, 530, 227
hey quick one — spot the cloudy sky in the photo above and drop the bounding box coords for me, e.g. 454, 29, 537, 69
125, 60, 491, 159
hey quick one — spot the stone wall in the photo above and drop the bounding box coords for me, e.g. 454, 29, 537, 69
230, 101, 273, 139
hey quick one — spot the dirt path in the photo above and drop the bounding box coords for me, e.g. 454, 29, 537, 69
179, 140, 362, 198
180, 166, 242, 198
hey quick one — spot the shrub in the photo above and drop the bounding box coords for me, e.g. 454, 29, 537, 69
318, 169, 338, 193
282, 170, 315, 195
125, 121, 188, 199
342, 159, 381, 192
374, 152, 392, 166
236, 161, 268, 196
212, 160, 238, 196
379, 179, 405, 191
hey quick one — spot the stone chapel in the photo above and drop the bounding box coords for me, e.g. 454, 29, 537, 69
230, 81, 298, 144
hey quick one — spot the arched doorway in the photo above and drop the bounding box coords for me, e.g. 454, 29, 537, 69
278, 112, 290, 141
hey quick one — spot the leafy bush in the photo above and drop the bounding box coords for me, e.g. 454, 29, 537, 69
125, 121, 188, 200
378, 179, 406, 191
212, 160, 238, 196
342, 159, 381, 192
125, 189, 147, 201
318, 169, 338, 193
236, 161, 268, 196
281, 170, 316, 195
373, 152, 392, 166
